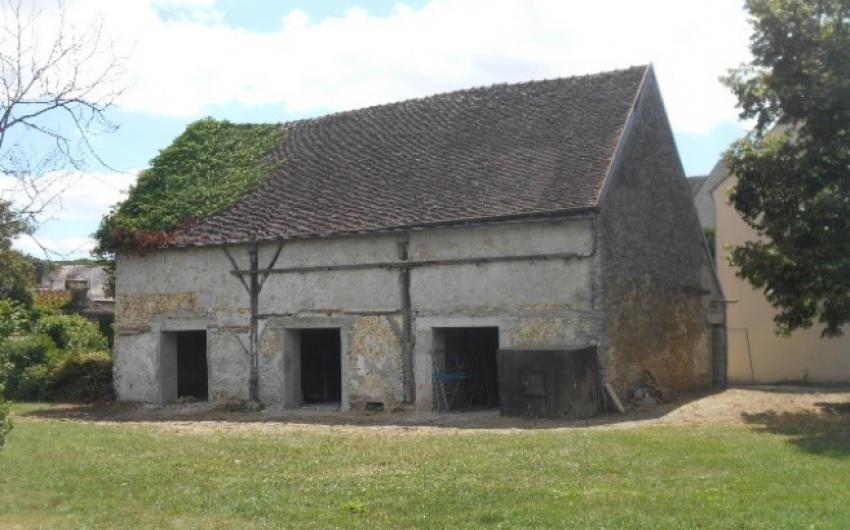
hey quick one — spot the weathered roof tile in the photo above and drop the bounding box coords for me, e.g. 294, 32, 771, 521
175, 65, 647, 246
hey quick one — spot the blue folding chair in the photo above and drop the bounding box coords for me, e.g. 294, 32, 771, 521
432, 349, 472, 411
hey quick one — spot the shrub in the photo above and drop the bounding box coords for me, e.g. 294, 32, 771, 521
1, 349, 113, 402
0, 395, 10, 449
0, 299, 31, 340
33, 290, 72, 312
0, 334, 61, 397
0, 362, 11, 449
1, 315, 110, 401
34, 314, 107, 354
49, 351, 113, 402
94, 314, 115, 349
15, 364, 51, 400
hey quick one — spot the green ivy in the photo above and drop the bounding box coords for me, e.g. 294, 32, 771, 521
95, 118, 284, 254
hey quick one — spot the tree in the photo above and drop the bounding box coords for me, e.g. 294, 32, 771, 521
0, 198, 27, 451
0, 0, 125, 256
723, 0, 850, 337
0, 199, 35, 306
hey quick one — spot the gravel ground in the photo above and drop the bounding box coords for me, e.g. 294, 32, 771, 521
18, 385, 850, 436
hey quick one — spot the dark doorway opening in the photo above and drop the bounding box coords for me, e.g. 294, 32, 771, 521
300, 328, 341, 405
176, 330, 208, 400
436, 327, 499, 410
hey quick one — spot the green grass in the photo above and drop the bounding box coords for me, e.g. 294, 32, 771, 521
1, 404, 849, 529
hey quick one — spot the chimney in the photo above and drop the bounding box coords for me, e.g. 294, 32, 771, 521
66, 278, 89, 307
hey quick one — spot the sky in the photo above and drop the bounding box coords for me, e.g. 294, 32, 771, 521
5, 0, 753, 258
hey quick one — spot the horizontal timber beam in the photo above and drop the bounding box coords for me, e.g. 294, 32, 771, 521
229, 251, 587, 276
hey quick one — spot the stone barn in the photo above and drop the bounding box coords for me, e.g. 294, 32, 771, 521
113, 65, 725, 414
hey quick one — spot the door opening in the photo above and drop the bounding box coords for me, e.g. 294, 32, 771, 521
176, 330, 208, 400
300, 328, 341, 405
433, 327, 499, 411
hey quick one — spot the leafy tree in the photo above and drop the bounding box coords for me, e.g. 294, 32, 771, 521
0, 199, 35, 307
723, 0, 850, 336
95, 118, 283, 254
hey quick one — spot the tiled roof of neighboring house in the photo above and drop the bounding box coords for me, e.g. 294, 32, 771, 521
688, 176, 708, 197
175, 65, 649, 246
39, 264, 113, 302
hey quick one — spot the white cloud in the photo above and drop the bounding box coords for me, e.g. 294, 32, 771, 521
13, 235, 97, 259
48, 171, 138, 222
5, 170, 137, 258
71, 0, 750, 135
1, 170, 137, 222
6, 0, 752, 256
151, 0, 216, 7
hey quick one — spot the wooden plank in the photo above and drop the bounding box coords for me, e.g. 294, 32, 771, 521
604, 383, 626, 413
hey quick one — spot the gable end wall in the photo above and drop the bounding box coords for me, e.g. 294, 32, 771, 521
598, 68, 716, 396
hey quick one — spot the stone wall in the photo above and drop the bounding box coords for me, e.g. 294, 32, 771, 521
114, 218, 602, 409
604, 276, 709, 393
598, 68, 719, 396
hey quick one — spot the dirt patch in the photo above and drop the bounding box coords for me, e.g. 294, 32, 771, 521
17, 386, 850, 437
619, 386, 850, 429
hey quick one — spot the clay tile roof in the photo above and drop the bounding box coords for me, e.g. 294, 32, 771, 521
175, 65, 648, 246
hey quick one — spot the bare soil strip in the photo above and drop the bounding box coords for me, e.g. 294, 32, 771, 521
18, 385, 850, 436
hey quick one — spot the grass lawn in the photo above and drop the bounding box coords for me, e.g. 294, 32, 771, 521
1, 402, 849, 529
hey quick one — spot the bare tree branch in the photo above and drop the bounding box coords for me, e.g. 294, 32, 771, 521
0, 0, 126, 258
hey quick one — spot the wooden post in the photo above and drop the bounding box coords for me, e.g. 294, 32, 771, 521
223, 242, 284, 404
248, 242, 260, 403
397, 234, 415, 403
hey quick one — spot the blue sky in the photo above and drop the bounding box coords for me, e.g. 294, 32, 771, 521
7, 0, 750, 258
184, 0, 430, 30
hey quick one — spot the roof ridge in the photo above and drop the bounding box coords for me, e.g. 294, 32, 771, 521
274, 64, 650, 130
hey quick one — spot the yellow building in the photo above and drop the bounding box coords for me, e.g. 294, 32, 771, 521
692, 164, 850, 384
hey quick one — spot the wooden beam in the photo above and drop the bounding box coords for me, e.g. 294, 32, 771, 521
604, 383, 626, 413
397, 233, 414, 403
229, 251, 587, 276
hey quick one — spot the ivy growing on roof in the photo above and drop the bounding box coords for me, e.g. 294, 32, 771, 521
94, 118, 284, 254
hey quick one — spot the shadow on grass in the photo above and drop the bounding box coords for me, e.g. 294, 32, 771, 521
16, 392, 713, 431
742, 402, 850, 458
